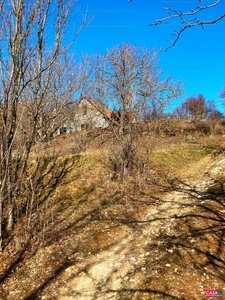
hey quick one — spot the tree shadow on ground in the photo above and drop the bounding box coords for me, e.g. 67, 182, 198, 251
107, 172, 225, 299
0, 157, 224, 300
34, 175, 224, 299
0, 155, 81, 295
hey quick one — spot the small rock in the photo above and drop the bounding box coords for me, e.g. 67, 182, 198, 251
130, 257, 136, 262
165, 264, 171, 267
167, 249, 173, 253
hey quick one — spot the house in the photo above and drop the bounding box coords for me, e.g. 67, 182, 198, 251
63, 96, 116, 132
53, 96, 137, 136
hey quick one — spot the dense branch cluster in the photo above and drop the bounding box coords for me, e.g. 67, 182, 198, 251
0, 0, 87, 251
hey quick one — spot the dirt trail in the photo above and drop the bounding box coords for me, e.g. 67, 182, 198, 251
36, 155, 225, 300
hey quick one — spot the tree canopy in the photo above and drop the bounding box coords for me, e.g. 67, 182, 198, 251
173, 94, 219, 121
85, 43, 182, 122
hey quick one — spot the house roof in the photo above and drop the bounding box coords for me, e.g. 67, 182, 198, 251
81, 97, 115, 119
79, 96, 136, 123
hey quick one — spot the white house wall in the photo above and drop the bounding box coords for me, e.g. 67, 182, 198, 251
72, 98, 109, 131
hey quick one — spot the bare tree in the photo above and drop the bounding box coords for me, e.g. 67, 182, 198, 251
24, 54, 84, 141
173, 94, 219, 121
85, 43, 182, 177
218, 87, 225, 114
0, 0, 87, 251
149, 0, 225, 50
219, 87, 225, 99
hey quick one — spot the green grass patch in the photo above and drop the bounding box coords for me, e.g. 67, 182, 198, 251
151, 142, 216, 171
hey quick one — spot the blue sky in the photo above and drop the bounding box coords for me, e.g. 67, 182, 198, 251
73, 0, 225, 112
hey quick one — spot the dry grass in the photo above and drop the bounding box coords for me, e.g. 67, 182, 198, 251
0, 133, 225, 299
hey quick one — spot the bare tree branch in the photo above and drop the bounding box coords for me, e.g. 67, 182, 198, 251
149, 0, 225, 50
0, 0, 88, 251
84, 43, 182, 178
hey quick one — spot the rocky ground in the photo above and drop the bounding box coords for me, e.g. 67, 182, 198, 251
1, 147, 225, 300
35, 155, 225, 300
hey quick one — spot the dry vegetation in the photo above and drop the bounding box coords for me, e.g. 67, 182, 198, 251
0, 128, 225, 300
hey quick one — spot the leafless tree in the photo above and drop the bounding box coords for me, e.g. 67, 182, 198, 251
219, 87, 225, 99
85, 43, 182, 177
24, 54, 84, 142
149, 0, 225, 50
173, 94, 217, 121
218, 86, 225, 114
0, 0, 87, 251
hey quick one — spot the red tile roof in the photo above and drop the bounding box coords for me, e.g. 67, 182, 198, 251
83, 97, 115, 119
80, 97, 136, 123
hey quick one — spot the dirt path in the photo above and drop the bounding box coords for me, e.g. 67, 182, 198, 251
34, 155, 225, 300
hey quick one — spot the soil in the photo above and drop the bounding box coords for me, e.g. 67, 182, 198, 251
36, 156, 225, 299
1, 148, 225, 300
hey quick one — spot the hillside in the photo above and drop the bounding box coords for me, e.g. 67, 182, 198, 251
0, 134, 225, 300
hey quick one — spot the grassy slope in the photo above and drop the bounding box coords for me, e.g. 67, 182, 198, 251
0, 134, 225, 300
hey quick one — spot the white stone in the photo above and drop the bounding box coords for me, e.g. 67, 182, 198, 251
165, 264, 171, 267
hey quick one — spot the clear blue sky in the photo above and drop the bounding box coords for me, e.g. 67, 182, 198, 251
73, 0, 225, 112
